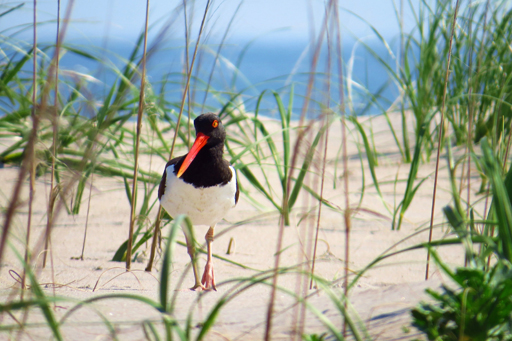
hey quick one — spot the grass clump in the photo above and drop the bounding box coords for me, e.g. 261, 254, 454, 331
412, 258, 512, 340
412, 138, 512, 340
350, 0, 512, 229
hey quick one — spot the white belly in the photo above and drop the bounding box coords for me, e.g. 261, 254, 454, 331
160, 164, 237, 226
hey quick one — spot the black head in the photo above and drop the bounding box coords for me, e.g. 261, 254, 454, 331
194, 113, 226, 147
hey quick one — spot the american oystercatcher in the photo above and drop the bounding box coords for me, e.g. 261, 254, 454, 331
158, 113, 239, 290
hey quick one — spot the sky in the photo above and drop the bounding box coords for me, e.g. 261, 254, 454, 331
2, 0, 417, 45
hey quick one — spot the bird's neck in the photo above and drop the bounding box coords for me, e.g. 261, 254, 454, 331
179, 143, 232, 188
196, 143, 224, 163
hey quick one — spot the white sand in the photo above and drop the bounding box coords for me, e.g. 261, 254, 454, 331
0, 112, 481, 340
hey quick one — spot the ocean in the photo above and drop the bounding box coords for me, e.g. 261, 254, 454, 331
12, 36, 401, 119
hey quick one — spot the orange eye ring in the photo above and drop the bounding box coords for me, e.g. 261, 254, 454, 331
212, 120, 219, 128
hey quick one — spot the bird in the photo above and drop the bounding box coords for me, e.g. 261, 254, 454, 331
158, 113, 239, 291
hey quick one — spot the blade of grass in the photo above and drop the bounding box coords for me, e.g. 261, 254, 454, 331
394, 109, 436, 230
21, 0, 38, 294
160, 215, 191, 312
480, 138, 512, 262
11, 246, 63, 340
288, 122, 327, 210
349, 116, 392, 216
126, 0, 150, 271
426, 0, 460, 280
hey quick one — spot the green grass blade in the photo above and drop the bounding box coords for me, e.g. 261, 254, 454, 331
123, 176, 132, 206
61, 293, 164, 325
111, 240, 128, 262
314, 278, 370, 341
11, 247, 63, 340
480, 138, 512, 262
350, 116, 391, 216
395, 109, 435, 229
195, 298, 227, 340
160, 214, 193, 312
131, 230, 153, 258
0, 3, 23, 18
143, 320, 162, 341
288, 123, 327, 210
1, 48, 32, 86
348, 234, 494, 292
61, 45, 102, 62
443, 206, 474, 262
273, 91, 290, 172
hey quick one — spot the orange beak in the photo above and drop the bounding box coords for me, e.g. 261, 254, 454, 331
177, 132, 209, 178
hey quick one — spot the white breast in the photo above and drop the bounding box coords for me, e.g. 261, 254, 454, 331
159, 164, 237, 227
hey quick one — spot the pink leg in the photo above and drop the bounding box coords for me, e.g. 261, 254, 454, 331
201, 225, 216, 291
185, 233, 206, 291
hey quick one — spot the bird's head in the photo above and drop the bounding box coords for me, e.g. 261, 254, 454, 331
193, 112, 226, 147
177, 113, 226, 178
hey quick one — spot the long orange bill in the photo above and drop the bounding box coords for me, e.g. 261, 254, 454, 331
177, 132, 209, 178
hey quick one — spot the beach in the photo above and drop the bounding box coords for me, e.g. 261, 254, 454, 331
0, 111, 476, 340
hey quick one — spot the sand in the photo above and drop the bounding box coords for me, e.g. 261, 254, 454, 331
0, 111, 479, 340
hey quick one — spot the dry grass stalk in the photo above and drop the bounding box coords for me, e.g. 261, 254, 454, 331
20, 0, 39, 298
146, 0, 212, 272
126, 0, 151, 271
425, 0, 461, 280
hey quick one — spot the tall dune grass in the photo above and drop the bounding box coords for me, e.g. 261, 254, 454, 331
1, 0, 512, 340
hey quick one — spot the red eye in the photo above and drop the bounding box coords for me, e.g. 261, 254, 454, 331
212, 120, 219, 128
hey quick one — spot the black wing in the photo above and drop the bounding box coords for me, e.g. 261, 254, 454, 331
158, 155, 185, 200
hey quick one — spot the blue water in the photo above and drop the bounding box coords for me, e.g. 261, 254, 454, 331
7, 36, 400, 119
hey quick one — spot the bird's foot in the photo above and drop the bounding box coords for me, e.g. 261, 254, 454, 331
189, 283, 207, 291
201, 260, 217, 291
